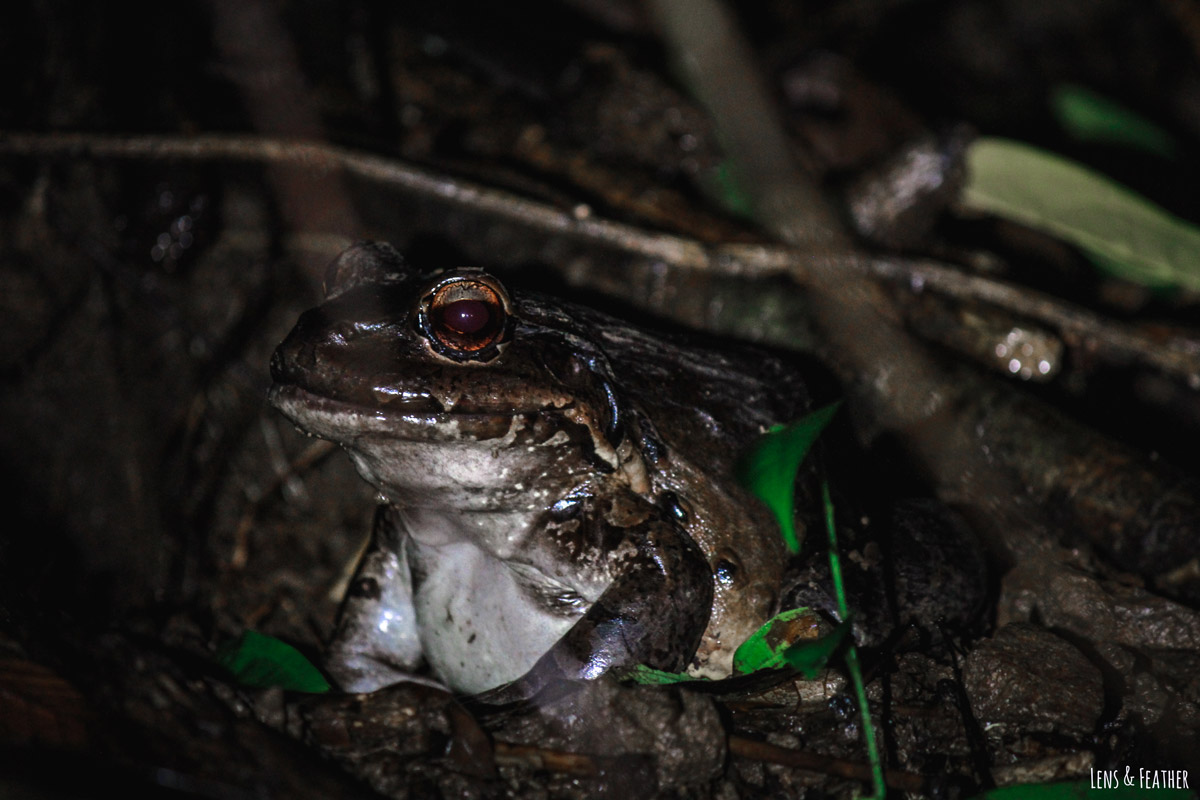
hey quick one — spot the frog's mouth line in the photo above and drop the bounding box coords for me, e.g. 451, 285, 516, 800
268, 383, 563, 443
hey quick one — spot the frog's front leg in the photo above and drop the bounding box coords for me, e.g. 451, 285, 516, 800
326, 505, 429, 693
473, 510, 714, 705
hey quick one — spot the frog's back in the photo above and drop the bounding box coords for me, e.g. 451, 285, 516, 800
591, 315, 814, 470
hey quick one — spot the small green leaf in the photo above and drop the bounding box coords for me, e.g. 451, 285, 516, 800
961, 137, 1200, 291
732, 606, 817, 674
782, 618, 851, 679
621, 664, 699, 685
1050, 83, 1177, 159
972, 779, 1195, 800
216, 630, 331, 694
732, 607, 851, 678
735, 402, 840, 554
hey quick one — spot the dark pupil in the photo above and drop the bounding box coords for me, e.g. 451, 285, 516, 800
439, 299, 492, 335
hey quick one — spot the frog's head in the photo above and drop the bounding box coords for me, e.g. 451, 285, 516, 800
268, 242, 638, 511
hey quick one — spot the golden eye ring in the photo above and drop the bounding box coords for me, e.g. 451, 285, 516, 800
416, 270, 513, 362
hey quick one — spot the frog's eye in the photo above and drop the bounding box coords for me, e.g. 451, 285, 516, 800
418, 271, 513, 362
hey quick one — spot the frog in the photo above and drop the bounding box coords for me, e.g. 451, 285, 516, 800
268, 241, 819, 697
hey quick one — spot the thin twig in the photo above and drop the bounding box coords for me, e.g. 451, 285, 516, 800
728, 735, 926, 792
492, 740, 600, 777
0, 132, 717, 269
493, 734, 928, 790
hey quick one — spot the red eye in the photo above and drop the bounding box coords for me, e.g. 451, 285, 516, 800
418, 271, 512, 361
438, 299, 492, 335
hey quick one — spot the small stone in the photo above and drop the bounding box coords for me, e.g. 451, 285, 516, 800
963, 623, 1103, 734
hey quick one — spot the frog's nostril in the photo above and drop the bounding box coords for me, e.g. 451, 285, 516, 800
269, 348, 285, 380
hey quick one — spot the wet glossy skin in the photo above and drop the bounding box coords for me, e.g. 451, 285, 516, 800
269, 242, 814, 695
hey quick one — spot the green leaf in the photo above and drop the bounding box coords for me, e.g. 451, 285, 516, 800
735, 402, 840, 554
961, 137, 1200, 291
628, 608, 847, 683
731, 606, 851, 677
1050, 83, 1177, 159
621, 664, 699, 685
733, 607, 817, 674
783, 618, 851, 678
216, 630, 331, 694
724, 606, 811, 676
972, 779, 1195, 800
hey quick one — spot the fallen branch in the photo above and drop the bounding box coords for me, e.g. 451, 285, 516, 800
2, 131, 1197, 384
728, 735, 926, 792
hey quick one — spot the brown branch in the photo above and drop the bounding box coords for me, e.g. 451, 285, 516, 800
728, 735, 926, 792
0, 132, 715, 269
864, 254, 1200, 379
492, 740, 600, 777
491, 734, 928, 790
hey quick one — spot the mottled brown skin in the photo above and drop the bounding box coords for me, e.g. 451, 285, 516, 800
269, 242, 812, 696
